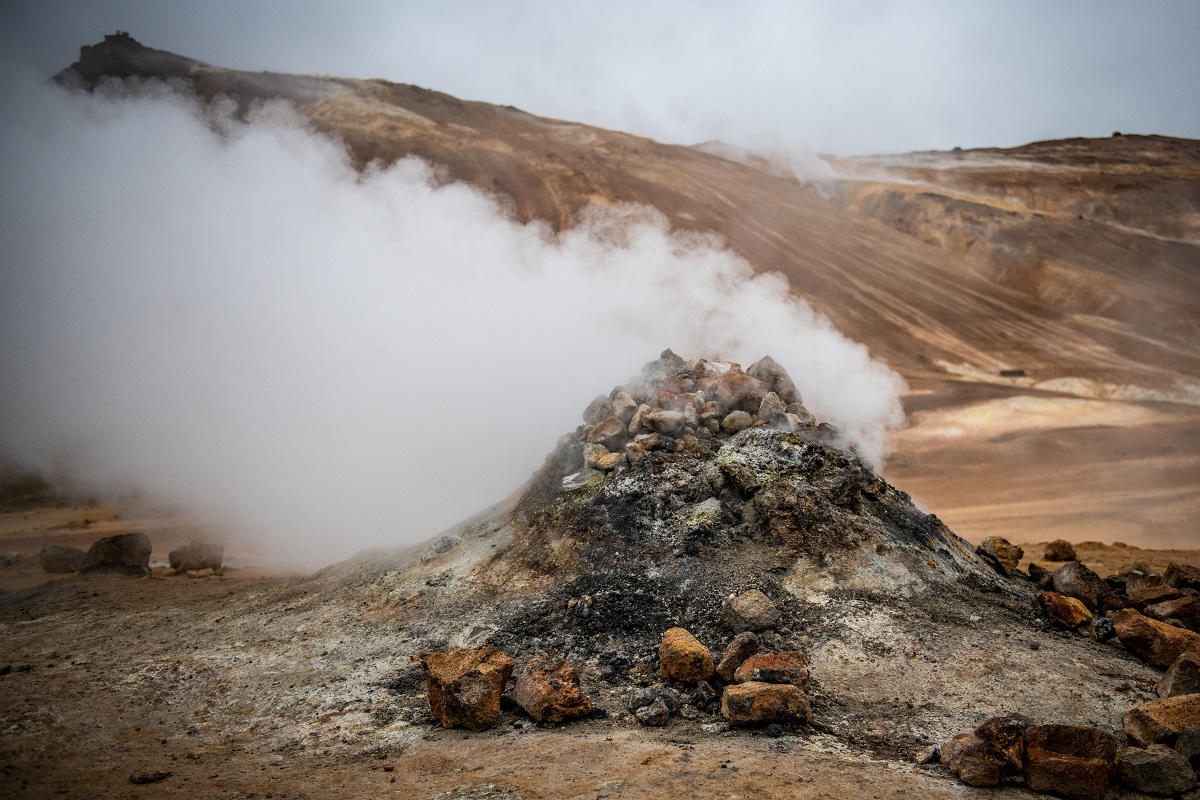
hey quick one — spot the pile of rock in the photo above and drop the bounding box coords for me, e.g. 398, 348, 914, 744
419, 646, 593, 731
560, 350, 840, 485
35, 533, 225, 577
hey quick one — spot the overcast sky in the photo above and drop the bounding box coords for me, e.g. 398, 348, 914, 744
2, 0, 1198, 155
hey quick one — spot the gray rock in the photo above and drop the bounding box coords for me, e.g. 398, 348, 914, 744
757, 392, 790, 431
1052, 561, 1111, 611
39, 542, 85, 573
720, 410, 753, 434
611, 391, 638, 424
1176, 728, 1200, 770
1159, 652, 1200, 698
1092, 616, 1117, 642
1117, 744, 1197, 795
168, 541, 224, 573
628, 686, 681, 713
745, 355, 802, 406
582, 395, 611, 425
634, 696, 671, 726
644, 410, 686, 437
722, 589, 780, 632
79, 532, 152, 577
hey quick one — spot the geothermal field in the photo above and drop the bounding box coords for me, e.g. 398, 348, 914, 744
2, 24, 1199, 800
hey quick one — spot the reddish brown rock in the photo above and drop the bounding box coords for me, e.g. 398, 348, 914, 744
1130, 583, 1189, 608
1023, 724, 1117, 800
510, 654, 592, 724
1158, 653, 1200, 698
715, 632, 761, 683
659, 627, 714, 683
1124, 695, 1200, 746
79, 532, 152, 577
733, 652, 809, 689
1039, 591, 1093, 629
1166, 564, 1200, 592
1052, 561, 1110, 611
977, 536, 1024, 576
420, 646, 514, 731
168, 541, 223, 574
1028, 562, 1054, 590
940, 733, 1004, 787
698, 371, 768, 415
586, 416, 628, 449
720, 681, 810, 727
975, 714, 1032, 776
655, 390, 699, 412
1116, 744, 1198, 795
1114, 608, 1200, 669
1146, 596, 1200, 632
1043, 539, 1078, 562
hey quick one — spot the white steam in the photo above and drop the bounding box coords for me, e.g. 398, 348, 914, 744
0, 74, 905, 566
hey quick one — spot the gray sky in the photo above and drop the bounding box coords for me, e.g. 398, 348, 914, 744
2, 0, 1198, 155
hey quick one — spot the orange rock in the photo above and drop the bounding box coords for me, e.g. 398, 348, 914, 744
659, 627, 714, 683
511, 654, 592, 724
1023, 724, 1116, 800
1123, 694, 1200, 746
1038, 592, 1093, 629
733, 652, 809, 688
1114, 608, 1200, 668
721, 681, 810, 727
420, 646, 514, 731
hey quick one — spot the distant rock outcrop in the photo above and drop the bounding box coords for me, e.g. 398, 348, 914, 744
78, 532, 151, 576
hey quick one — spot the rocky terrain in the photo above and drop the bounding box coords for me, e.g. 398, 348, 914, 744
4, 351, 1200, 798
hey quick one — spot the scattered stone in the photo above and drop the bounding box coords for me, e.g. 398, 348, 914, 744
732, 652, 809, 689
585, 444, 624, 472
746, 355, 802, 406
129, 772, 171, 785
720, 410, 753, 434
1161, 655, 1200, 698
1039, 591, 1093, 629
634, 696, 671, 726
1044, 539, 1078, 562
510, 654, 592, 724
1052, 561, 1110, 611
1114, 608, 1200, 669
939, 733, 1003, 787
975, 713, 1031, 776
700, 371, 768, 415
913, 744, 939, 765
1146, 596, 1200, 632
167, 541, 223, 574
643, 409, 686, 437
1166, 564, 1200, 592
582, 395, 611, 425
786, 403, 816, 428
586, 416, 628, 450
1124, 695, 1200, 746
611, 391, 638, 424
659, 627, 714, 683
690, 681, 718, 706
720, 681, 810, 727
715, 632, 761, 683
1028, 562, 1054, 590
757, 392, 790, 431
1093, 616, 1117, 642
78, 532, 152, 577
1023, 724, 1117, 800
721, 589, 780, 632
420, 646, 514, 731
1116, 744, 1198, 795
628, 686, 681, 714
1130, 584, 1189, 608
977, 536, 1023, 576
1175, 728, 1200, 769
38, 543, 85, 573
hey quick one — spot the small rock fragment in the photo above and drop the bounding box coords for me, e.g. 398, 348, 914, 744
634, 696, 671, 726
79, 532, 152, 577
38, 543, 85, 573
1124, 694, 1200, 746
1023, 724, 1117, 800
715, 632, 761, 683
1092, 616, 1117, 642
585, 443, 624, 472
659, 627, 714, 683
977, 536, 1023, 576
611, 391, 638, 424
1116, 744, 1198, 795
732, 652, 809, 689
644, 410, 686, 437
721, 589, 780, 632
628, 686, 681, 714
420, 646, 514, 731
757, 392, 790, 431
719, 459, 760, 495
1039, 591, 1093, 629
1044, 539, 1078, 562
720, 681, 810, 727
1159, 653, 1200, 698
129, 772, 171, 785
511, 654, 592, 724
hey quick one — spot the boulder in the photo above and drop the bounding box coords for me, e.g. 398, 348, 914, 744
698, 372, 768, 415
732, 652, 809, 689
419, 646, 514, 731
1146, 596, 1200, 632
659, 627, 714, 683
975, 713, 1031, 776
643, 410, 686, 437
1038, 592, 1093, 629
1114, 608, 1200, 669
1160, 654, 1200, 698
1166, 564, 1200, 592
977, 536, 1023, 577
586, 416, 628, 450
1124, 695, 1200, 746
720, 681, 810, 727
745, 355, 802, 406
78, 532, 152, 576
38, 543, 85, 573
655, 391, 699, 412
721, 589, 780, 632
715, 632, 761, 683
1023, 724, 1117, 800
940, 733, 1003, 787
167, 541, 223, 574
720, 410, 753, 434
1044, 539, 1078, 562
1052, 561, 1110, 611
1116, 744, 1197, 795
511, 654, 592, 724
